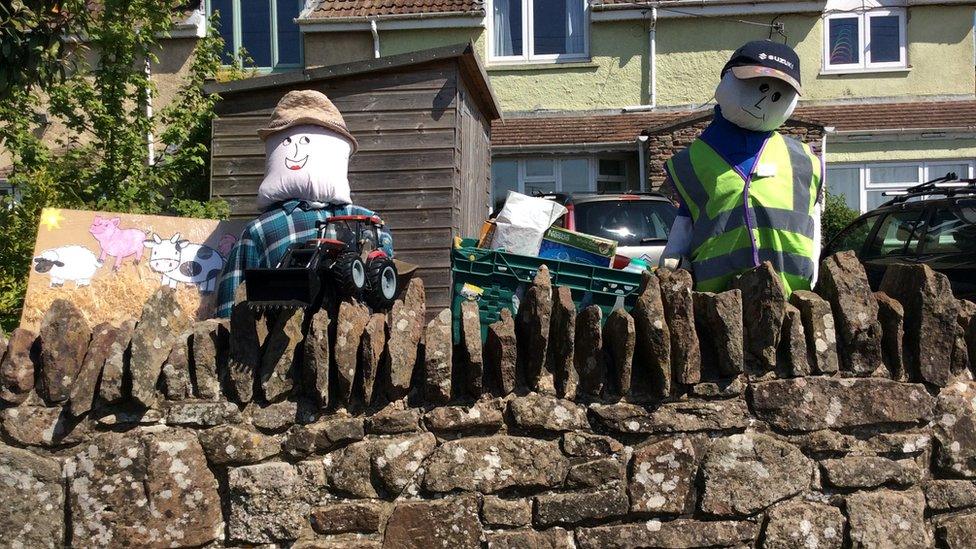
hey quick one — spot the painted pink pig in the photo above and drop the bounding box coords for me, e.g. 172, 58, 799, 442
89, 216, 146, 270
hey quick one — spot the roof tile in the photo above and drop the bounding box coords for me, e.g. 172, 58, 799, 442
307, 0, 483, 19
491, 100, 976, 147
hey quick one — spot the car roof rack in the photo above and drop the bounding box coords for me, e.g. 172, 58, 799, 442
881, 172, 976, 205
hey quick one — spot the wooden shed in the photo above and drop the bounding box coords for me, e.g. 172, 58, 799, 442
205, 42, 501, 316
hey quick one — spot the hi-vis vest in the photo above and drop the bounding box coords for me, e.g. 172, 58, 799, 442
665, 131, 822, 295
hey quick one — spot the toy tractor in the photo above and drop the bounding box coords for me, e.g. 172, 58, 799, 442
244, 215, 398, 313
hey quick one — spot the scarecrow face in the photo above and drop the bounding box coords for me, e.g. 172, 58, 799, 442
714, 72, 798, 132
267, 124, 351, 174
257, 124, 354, 209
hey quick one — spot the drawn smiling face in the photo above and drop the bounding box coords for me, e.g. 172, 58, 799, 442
256, 124, 355, 209
282, 135, 311, 171
715, 73, 798, 132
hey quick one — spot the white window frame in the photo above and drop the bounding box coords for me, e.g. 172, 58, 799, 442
828, 160, 974, 213
206, 0, 303, 72
823, 8, 907, 73
596, 158, 628, 192
487, 0, 590, 64
492, 156, 635, 207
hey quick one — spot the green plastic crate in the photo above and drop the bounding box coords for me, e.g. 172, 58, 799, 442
451, 238, 644, 343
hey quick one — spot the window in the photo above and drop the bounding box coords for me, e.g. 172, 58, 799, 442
490, 156, 634, 211
923, 205, 976, 254
0, 180, 16, 206
597, 159, 627, 192
826, 160, 975, 213
826, 213, 879, 256
864, 210, 924, 258
823, 8, 906, 72
574, 201, 676, 246
490, 0, 588, 63
208, 0, 302, 70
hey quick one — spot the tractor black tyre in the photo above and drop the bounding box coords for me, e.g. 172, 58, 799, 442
332, 252, 366, 298
365, 257, 398, 310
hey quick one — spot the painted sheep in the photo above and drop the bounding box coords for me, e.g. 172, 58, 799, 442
33, 246, 101, 287
144, 233, 225, 293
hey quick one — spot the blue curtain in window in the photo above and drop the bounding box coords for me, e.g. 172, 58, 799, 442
241, 0, 272, 67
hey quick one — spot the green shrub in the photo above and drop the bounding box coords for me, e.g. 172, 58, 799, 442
822, 190, 860, 248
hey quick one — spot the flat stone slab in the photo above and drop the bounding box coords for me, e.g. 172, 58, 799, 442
576, 519, 758, 549
68, 430, 222, 548
763, 500, 844, 549
382, 496, 481, 549
0, 443, 64, 548
590, 399, 750, 434
423, 435, 568, 494
751, 377, 936, 432
700, 433, 813, 517
508, 393, 588, 432
228, 462, 308, 544
846, 488, 928, 548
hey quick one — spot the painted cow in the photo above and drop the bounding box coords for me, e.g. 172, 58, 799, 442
143, 233, 224, 293
33, 246, 101, 287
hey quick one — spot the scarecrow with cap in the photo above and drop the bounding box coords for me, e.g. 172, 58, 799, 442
215, 90, 395, 317
660, 40, 823, 295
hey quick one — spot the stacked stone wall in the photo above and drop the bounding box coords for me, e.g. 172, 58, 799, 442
1, 252, 975, 548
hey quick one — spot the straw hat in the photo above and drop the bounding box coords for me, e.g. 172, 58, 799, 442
257, 89, 359, 152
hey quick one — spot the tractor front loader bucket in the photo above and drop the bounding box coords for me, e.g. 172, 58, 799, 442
244, 267, 322, 314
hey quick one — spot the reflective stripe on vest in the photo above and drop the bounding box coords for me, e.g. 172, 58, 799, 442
665, 132, 821, 295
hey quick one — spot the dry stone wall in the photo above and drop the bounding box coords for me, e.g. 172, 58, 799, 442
1, 253, 976, 548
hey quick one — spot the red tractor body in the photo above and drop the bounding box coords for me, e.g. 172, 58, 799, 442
243, 216, 398, 312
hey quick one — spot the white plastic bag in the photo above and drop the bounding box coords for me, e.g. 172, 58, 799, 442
492, 191, 568, 256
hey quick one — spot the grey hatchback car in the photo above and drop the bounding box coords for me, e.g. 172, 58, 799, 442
541, 192, 678, 268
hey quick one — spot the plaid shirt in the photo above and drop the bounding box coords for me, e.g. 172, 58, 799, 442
215, 200, 394, 318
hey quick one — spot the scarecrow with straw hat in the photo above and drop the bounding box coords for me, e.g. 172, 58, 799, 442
215, 89, 395, 317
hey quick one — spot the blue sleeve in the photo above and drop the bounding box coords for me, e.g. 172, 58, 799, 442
677, 201, 691, 218
215, 227, 260, 318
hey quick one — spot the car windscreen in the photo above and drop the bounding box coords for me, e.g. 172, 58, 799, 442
574, 200, 677, 247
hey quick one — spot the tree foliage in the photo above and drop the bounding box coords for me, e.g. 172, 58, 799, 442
0, 0, 230, 330
0, 0, 88, 99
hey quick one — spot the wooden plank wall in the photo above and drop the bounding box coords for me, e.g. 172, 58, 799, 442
457, 78, 492, 239
210, 61, 467, 315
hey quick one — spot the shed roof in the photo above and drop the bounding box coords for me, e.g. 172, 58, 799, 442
490, 99, 976, 148
204, 42, 501, 121
305, 0, 484, 19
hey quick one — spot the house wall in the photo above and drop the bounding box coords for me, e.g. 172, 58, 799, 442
303, 31, 374, 66
484, 19, 648, 112
827, 138, 976, 163
298, 4, 973, 114
655, 5, 975, 107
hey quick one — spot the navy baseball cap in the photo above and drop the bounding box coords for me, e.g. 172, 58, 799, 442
721, 40, 802, 94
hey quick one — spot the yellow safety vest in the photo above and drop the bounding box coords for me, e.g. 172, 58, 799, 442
665, 131, 822, 295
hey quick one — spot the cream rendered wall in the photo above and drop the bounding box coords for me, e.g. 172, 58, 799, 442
656, 5, 975, 106
827, 139, 976, 164
484, 19, 648, 112
304, 31, 374, 66
336, 4, 974, 113
377, 28, 483, 57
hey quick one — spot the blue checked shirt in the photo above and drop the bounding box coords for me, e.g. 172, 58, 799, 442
215, 200, 394, 318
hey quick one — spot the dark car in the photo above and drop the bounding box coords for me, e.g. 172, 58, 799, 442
539, 192, 678, 268
823, 177, 976, 300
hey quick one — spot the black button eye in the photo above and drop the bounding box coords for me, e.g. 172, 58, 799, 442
299, 136, 310, 144
771, 92, 782, 102
283, 137, 292, 145
759, 83, 770, 93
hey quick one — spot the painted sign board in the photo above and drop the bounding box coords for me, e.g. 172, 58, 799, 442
20, 208, 247, 331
